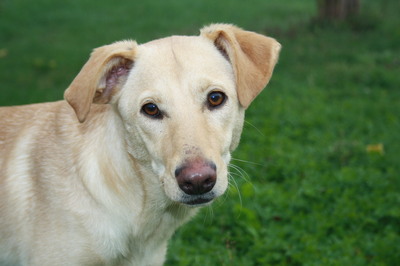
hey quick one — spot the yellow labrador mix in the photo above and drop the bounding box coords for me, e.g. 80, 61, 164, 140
0, 24, 280, 265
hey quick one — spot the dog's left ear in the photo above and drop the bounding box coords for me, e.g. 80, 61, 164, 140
201, 24, 281, 108
64, 40, 137, 123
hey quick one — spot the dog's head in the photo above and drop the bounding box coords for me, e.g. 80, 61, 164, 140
64, 24, 280, 206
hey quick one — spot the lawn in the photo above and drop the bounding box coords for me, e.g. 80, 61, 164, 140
1, 0, 399, 265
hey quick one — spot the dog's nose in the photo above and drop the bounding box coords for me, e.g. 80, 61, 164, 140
175, 159, 217, 195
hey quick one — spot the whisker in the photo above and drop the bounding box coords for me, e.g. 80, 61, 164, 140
228, 173, 242, 208
228, 164, 251, 183
230, 157, 262, 166
208, 205, 214, 221
228, 172, 251, 185
203, 205, 214, 224
217, 188, 230, 206
244, 120, 265, 137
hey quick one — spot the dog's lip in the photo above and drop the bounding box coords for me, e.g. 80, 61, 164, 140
180, 196, 214, 206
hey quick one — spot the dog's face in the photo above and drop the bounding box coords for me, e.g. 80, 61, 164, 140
64, 24, 281, 206
117, 36, 243, 205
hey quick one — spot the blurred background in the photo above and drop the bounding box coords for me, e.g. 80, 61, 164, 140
1, 0, 399, 265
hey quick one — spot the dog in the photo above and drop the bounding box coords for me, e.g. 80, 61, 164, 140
0, 24, 280, 265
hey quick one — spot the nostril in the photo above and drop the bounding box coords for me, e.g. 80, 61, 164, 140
204, 177, 214, 188
174, 167, 183, 178
209, 162, 216, 171
182, 181, 193, 192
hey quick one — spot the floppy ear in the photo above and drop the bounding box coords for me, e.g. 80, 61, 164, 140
64, 40, 137, 122
201, 24, 281, 108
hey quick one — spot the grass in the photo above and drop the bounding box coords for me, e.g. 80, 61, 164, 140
1, 0, 399, 265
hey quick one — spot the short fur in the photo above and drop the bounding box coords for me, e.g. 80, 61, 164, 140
0, 24, 280, 265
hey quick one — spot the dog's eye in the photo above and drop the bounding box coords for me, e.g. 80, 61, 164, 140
207, 91, 226, 108
141, 103, 162, 119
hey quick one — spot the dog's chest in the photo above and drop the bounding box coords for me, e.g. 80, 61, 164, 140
88, 203, 196, 265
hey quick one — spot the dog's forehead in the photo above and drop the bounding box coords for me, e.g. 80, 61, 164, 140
128, 35, 235, 95
137, 35, 230, 71
141, 35, 212, 53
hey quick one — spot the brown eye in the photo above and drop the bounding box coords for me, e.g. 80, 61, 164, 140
141, 103, 162, 118
207, 91, 226, 108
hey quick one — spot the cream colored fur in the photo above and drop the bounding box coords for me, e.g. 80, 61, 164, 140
0, 24, 280, 266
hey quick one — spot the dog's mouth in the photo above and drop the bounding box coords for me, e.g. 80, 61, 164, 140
179, 194, 215, 207
186, 197, 213, 206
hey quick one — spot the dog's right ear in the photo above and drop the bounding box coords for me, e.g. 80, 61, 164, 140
64, 40, 137, 123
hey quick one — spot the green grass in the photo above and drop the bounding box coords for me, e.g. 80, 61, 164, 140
1, 0, 399, 265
